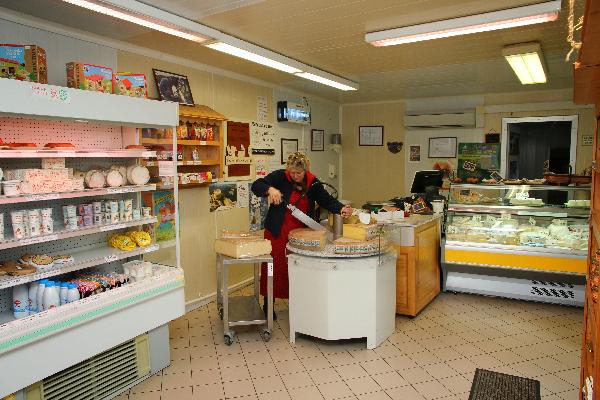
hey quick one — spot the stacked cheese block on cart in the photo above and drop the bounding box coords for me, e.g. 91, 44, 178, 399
0, 79, 184, 398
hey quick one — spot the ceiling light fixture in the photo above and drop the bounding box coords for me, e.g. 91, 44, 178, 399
295, 72, 358, 91
61, 0, 210, 42
365, 0, 561, 47
205, 42, 303, 74
503, 42, 547, 84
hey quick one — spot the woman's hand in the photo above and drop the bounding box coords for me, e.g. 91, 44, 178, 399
267, 187, 283, 205
340, 205, 352, 217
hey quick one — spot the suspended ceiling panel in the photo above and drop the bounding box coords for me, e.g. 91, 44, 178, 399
0, 0, 584, 102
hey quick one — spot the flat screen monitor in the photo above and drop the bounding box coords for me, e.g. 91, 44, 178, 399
411, 170, 444, 195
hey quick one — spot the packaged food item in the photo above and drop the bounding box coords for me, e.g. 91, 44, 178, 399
31, 254, 54, 271
288, 228, 327, 250
142, 191, 176, 241
125, 230, 152, 247
66, 62, 113, 93
113, 72, 148, 98
41, 158, 66, 169
0, 44, 47, 83
108, 234, 137, 251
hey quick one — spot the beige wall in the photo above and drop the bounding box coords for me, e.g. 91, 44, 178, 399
341, 92, 595, 207
341, 102, 405, 207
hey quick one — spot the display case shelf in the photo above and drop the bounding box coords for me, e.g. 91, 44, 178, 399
450, 183, 591, 191
0, 149, 155, 158
0, 217, 157, 251
448, 204, 590, 217
0, 264, 183, 355
0, 184, 157, 205
144, 160, 219, 167
140, 138, 220, 146
0, 243, 159, 290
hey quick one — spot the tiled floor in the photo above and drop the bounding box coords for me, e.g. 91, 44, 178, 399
115, 288, 582, 400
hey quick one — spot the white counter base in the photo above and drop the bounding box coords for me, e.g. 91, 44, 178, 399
288, 251, 396, 349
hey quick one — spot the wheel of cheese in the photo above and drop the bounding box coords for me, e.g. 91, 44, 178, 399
126, 165, 150, 185
288, 228, 328, 251
7, 142, 37, 149
106, 169, 125, 187
85, 170, 106, 189
44, 142, 75, 149
125, 145, 147, 150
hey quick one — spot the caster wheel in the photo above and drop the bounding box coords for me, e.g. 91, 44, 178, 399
218, 308, 223, 320
224, 334, 234, 346
261, 330, 271, 342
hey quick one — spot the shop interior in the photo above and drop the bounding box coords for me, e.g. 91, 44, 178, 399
0, 0, 599, 399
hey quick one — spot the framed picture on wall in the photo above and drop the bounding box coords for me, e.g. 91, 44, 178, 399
281, 138, 299, 164
428, 137, 457, 158
152, 69, 195, 106
311, 129, 325, 151
359, 126, 384, 146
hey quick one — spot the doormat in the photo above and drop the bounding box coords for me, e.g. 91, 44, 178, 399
469, 369, 541, 400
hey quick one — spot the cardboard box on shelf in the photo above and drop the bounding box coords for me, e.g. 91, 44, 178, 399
113, 72, 148, 98
0, 44, 47, 83
66, 62, 113, 93
142, 190, 176, 242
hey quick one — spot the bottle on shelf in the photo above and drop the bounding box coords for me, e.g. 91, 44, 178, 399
28, 282, 39, 314
60, 282, 69, 305
66, 283, 80, 304
43, 282, 59, 310
36, 280, 47, 312
12, 284, 29, 319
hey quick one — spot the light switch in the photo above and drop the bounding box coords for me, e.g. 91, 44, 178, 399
328, 163, 336, 178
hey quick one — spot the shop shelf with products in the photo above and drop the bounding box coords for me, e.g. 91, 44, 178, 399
0, 79, 182, 398
140, 104, 226, 189
442, 182, 590, 306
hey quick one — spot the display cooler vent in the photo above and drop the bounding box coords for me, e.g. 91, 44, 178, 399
28, 335, 149, 400
530, 280, 576, 300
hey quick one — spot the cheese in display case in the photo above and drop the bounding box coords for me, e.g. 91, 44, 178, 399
442, 182, 590, 306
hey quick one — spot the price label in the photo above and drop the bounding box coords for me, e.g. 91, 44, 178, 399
104, 254, 119, 263
267, 262, 273, 276
24, 193, 60, 202
107, 187, 136, 194
158, 161, 176, 177
19, 234, 58, 246
144, 244, 159, 253
100, 223, 126, 232
31, 83, 71, 103
141, 151, 154, 158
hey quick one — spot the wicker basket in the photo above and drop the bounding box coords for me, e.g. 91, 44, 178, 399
544, 172, 591, 185
571, 175, 592, 185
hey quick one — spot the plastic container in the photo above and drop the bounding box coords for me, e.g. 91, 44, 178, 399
36, 280, 47, 312
43, 282, 60, 310
13, 284, 29, 319
66, 283, 80, 304
60, 282, 69, 305
28, 282, 39, 314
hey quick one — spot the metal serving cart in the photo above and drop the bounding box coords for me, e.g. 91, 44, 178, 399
216, 254, 273, 345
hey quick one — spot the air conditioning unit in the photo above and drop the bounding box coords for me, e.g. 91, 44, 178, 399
404, 110, 476, 129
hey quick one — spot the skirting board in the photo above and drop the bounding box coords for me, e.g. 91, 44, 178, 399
185, 277, 254, 313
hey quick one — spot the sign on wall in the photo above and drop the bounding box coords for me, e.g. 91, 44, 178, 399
226, 121, 252, 177
250, 121, 276, 154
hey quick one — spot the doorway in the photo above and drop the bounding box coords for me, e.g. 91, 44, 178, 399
501, 116, 578, 203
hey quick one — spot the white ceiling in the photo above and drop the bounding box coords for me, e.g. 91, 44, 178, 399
0, 0, 583, 102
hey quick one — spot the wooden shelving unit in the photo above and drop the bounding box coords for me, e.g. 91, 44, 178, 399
140, 104, 227, 189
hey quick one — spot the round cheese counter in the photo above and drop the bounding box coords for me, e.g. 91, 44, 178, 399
286, 247, 397, 349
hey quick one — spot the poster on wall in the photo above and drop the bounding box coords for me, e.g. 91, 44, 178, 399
457, 143, 500, 180
209, 182, 237, 212
236, 182, 250, 208
226, 121, 252, 177
409, 145, 421, 162
250, 121, 276, 154
255, 157, 269, 178
257, 96, 268, 122
249, 187, 268, 231
281, 138, 299, 164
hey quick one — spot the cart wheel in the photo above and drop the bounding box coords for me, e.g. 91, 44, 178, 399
261, 330, 271, 342
218, 308, 223, 320
224, 333, 234, 346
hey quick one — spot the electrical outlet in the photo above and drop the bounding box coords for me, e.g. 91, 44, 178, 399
328, 163, 336, 179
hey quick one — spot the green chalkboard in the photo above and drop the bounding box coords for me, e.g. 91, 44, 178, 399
457, 143, 501, 180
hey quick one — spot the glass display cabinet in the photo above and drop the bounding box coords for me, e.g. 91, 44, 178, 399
442, 183, 590, 306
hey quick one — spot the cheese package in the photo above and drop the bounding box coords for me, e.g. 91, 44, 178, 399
220, 230, 260, 239
288, 228, 327, 251
113, 72, 148, 98
41, 158, 66, 170
342, 223, 379, 241
214, 237, 272, 258
0, 44, 47, 83
66, 62, 113, 93
333, 236, 389, 255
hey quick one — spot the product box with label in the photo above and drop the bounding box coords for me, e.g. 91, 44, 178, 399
66, 62, 113, 93
0, 44, 47, 83
142, 190, 176, 242
113, 72, 148, 98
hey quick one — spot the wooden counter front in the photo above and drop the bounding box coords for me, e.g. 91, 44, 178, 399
393, 217, 441, 316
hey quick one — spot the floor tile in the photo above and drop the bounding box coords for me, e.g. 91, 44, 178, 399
129, 373, 162, 394
360, 359, 394, 375
398, 366, 435, 384
192, 368, 221, 386
422, 362, 459, 379
536, 373, 577, 393
413, 380, 453, 400
258, 390, 292, 400
288, 385, 325, 400
161, 386, 193, 400
191, 355, 219, 372
129, 391, 161, 400
385, 355, 418, 371
385, 385, 426, 400
192, 383, 224, 400
162, 371, 193, 390
223, 379, 255, 399
308, 367, 342, 385
217, 352, 246, 369
282, 371, 314, 389
219, 364, 251, 382
370, 371, 408, 389
409, 351, 442, 367
438, 374, 473, 395
303, 355, 333, 371
357, 390, 392, 400
345, 375, 381, 395
318, 380, 354, 400
163, 358, 192, 375
326, 351, 357, 367
277, 359, 307, 375
248, 362, 279, 379
253, 375, 286, 394
336, 363, 369, 380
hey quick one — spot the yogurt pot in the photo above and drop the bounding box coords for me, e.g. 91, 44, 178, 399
2, 180, 20, 196
124, 199, 133, 212
93, 202, 102, 214
12, 223, 26, 239
0, 213, 4, 241
118, 200, 125, 212
82, 203, 93, 216
66, 205, 77, 217
67, 216, 78, 230
83, 215, 93, 227
41, 219, 53, 234
124, 211, 133, 222
109, 201, 119, 213
93, 213, 103, 225
41, 208, 53, 219
132, 209, 141, 221
142, 207, 151, 218
110, 213, 120, 224
10, 210, 24, 225
28, 218, 40, 237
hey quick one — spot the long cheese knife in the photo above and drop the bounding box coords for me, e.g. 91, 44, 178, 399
283, 181, 326, 231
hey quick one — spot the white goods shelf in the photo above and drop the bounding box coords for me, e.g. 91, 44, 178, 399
0, 149, 156, 158
0, 184, 157, 205
0, 243, 160, 291
0, 79, 178, 128
0, 217, 157, 251
0, 264, 184, 397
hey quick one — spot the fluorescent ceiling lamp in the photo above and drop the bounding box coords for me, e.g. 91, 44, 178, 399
295, 72, 358, 91
61, 0, 209, 42
365, 0, 561, 46
503, 43, 547, 84
205, 42, 303, 74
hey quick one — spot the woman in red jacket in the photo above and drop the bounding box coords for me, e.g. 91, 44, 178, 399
251, 152, 352, 318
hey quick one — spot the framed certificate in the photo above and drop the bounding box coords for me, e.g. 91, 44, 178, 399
428, 137, 457, 158
281, 138, 299, 164
311, 129, 325, 151
359, 126, 384, 146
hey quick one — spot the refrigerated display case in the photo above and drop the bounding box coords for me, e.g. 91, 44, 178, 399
442, 183, 590, 306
